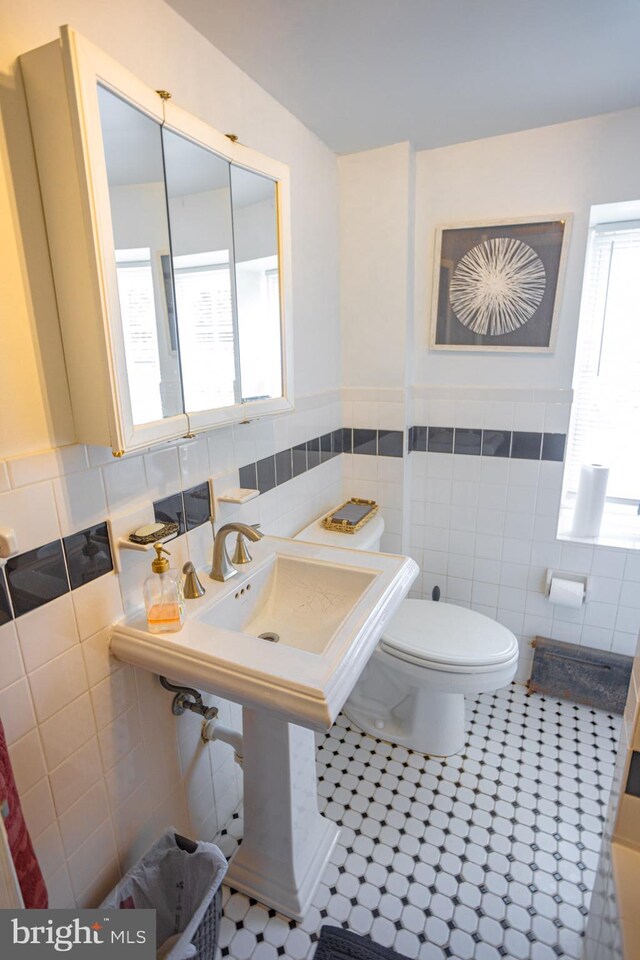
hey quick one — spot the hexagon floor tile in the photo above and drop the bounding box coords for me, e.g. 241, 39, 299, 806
213, 683, 620, 960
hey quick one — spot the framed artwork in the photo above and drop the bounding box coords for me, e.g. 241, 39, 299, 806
429, 215, 571, 352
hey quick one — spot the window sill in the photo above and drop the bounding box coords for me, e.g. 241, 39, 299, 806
558, 501, 640, 551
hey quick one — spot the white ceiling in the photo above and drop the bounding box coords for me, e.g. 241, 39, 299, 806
164, 0, 640, 154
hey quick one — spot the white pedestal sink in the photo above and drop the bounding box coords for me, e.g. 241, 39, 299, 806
111, 536, 417, 919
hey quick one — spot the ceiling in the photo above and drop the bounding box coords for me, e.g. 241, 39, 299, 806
165, 0, 640, 154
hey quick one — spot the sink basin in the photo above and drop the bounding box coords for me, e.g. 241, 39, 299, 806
111, 534, 418, 729
199, 553, 377, 654
110, 533, 418, 921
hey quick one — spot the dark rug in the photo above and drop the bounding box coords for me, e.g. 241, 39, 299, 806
314, 926, 412, 960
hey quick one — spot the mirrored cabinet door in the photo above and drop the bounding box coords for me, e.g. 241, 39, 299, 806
230, 166, 283, 403
21, 27, 293, 453
161, 128, 240, 414
97, 86, 185, 427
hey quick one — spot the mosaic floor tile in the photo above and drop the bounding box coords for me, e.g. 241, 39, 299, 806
215, 683, 620, 960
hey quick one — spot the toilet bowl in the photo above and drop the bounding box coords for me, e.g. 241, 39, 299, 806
295, 510, 519, 756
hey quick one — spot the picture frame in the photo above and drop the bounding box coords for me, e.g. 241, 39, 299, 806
429, 214, 572, 352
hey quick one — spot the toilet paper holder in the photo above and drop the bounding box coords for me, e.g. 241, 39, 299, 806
545, 569, 588, 603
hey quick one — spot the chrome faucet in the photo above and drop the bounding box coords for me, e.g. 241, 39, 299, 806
210, 521, 263, 582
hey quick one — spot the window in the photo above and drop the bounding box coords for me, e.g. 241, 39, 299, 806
565, 219, 640, 510
115, 247, 164, 425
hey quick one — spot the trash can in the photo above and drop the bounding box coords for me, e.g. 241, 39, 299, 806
100, 829, 227, 960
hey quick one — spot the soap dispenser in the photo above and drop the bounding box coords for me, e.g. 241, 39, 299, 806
143, 544, 184, 633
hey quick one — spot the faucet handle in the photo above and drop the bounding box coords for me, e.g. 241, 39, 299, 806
232, 531, 254, 564
182, 561, 206, 599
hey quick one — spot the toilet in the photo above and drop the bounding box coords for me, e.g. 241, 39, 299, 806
295, 510, 519, 757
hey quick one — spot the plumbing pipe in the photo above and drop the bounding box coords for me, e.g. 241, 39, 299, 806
201, 718, 244, 766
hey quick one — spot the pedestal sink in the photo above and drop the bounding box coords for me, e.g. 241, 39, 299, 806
111, 535, 418, 918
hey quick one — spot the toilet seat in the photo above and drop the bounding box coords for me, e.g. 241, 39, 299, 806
380, 599, 519, 672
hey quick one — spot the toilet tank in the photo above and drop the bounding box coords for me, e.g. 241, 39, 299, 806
295, 508, 385, 551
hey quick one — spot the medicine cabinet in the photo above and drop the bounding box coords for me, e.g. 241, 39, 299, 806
21, 27, 293, 455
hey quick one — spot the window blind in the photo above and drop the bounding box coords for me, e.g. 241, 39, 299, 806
567, 224, 640, 501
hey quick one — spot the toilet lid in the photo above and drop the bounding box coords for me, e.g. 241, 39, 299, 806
381, 599, 518, 668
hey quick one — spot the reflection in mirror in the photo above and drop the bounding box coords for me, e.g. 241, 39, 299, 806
162, 128, 240, 412
97, 85, 183, 425
230, 166, 283, 402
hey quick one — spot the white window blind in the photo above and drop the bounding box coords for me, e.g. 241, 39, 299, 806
172, 251, 237, 411
114, 247, 163, 425
567, 222, 640, 501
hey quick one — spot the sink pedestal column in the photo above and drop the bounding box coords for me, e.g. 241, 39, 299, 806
226, 707, 339, 920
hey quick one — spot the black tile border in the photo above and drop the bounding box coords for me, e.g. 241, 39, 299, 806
236, 426, 407, 503
409, 425, 566, 463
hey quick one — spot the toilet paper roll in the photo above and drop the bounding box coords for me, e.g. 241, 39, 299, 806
571, 464, 609, 538
548, 577, 585, 608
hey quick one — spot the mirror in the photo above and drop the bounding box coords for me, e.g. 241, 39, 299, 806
96, 85, 184, 425
230, 166, 283, 402
162, 128, 239, 413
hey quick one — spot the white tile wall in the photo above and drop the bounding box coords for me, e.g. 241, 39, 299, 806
0, 393, 343, 908
406, 394, 640, 682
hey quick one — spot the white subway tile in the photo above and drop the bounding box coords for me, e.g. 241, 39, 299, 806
447, 554, 474, 580
512, 402, 545, 432
52, 468, 108, 537
615, 606, 640, 635
58, 780, 110, 857
7, 445, 88, 488
508, 460, 540, 488
591, 548, 627, 580
502, 538, 532, 565
450, 506, 477, 533
0, 462, 10, 492
580, 625, 613, 652
589, 577, 623, 605
560, 543, 594, 575
498, 587, 527, 614
472, 581, 499, 607
423, 526, 449, 553
503, 512, 535, 541
0, 677, 36, 744
46, 864, 75, 908
423, 550, 448, 575
0, 482, 60, 554
8, 729, 46, 795
620, 581, 640, 609
104, 742, 149, 809
612, 632, 639, 656
474, 558, 501, 584
66, 819, 118, 901
584, 602, 618, 630
17, 593, 79, 674
478, 483, 508, 511
538, 461, 564, 490
39, 693, 96, 770
0, 622, 24, 690
31, 824, 65, 880
449, 529, 475, 557
144, 446, 181, 500
544, 403, 571, 434
177, 437, 210, 489
447, 578, 472, 603
474, 534, 503, 561
28, 645, 88, 723
426, 453, 454, 480
72, 573, 124, 641
22, 777, 56, 838
49, 737, 103, 815
91, 665, 138, 730
624, 553, 640, 582
208, 427, 236, 475
482, 402, 514, 430
480, 458, 510, 485
452, 456, 481, 482
102, 456, 148, 513
98, 703, 144, 771
499, 563, 529, 590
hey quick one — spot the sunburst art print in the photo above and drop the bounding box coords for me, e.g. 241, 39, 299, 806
431, 217, 570, 352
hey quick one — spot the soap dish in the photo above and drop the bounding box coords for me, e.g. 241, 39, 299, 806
217, 488, 260, 504
129, 521, 179, 545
